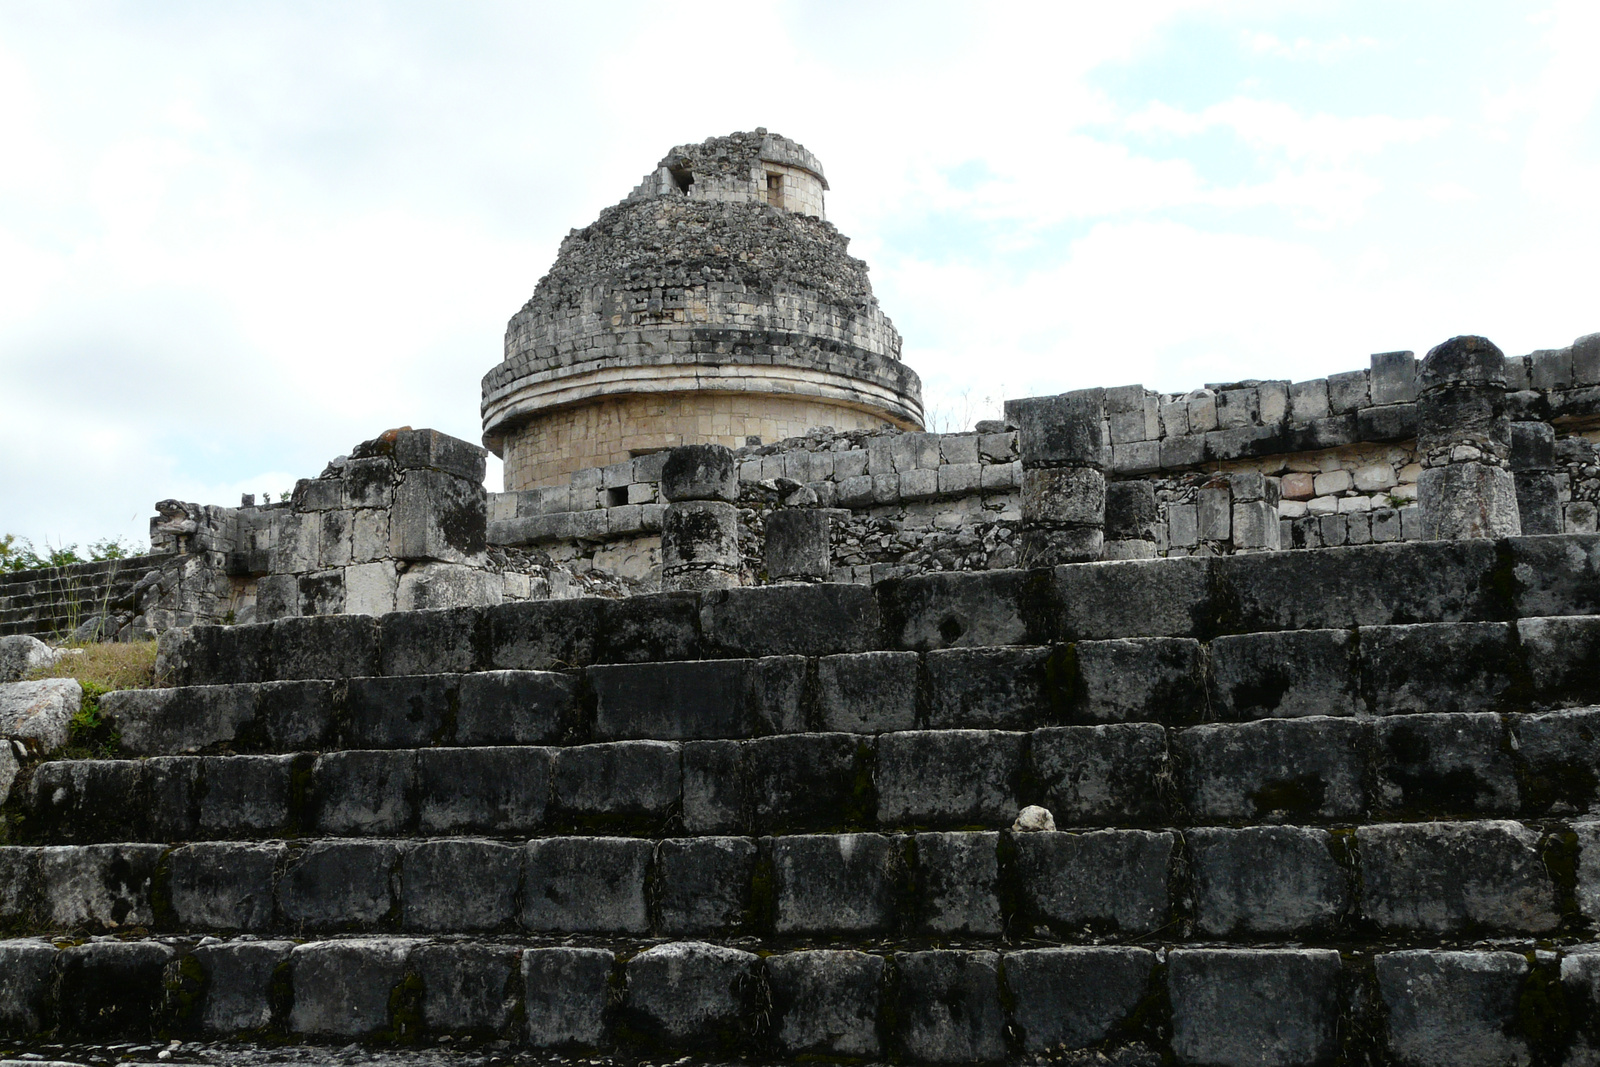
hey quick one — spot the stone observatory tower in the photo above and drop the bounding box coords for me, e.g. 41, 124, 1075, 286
481, 129, 924, 490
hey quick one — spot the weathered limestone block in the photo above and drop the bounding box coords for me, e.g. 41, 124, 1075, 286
876, 730, 1023, 827
894, 950, 1007, 1064
1007, 389, 1109, 470
185, 940, 294, 1034
1012, 829, 1174, 934
682, 740, 743, 834
1004, 946, 1154, 1054
764, 507, 834, 580
1373, 713, 1518, 816
554, 739, 682, 825
308, 751, 415, 834
0, 678, 82, 754
816, 651, 918, 732
1376, 950, 1529, 1067
661, 443, 739, 502
1030, 724, 1167, 825
746, 733, 865, 833
1104, 478, 1157, 560
393, 427, 486, 482
1360, 621, 1518, 714
416, 747, 551, 834
1009, 389, 1108, 566
1418, 462, 1522, 540
395, 560, 502, 612
624, 941, 759, 1049
57, 940, 176, 1037
1022, 466, 1106, 525
701, 583, 878, 657
523, 946, 613, 1049
167, 841, 285, 932
0, 744, 17, 809
389, 468, 487, 564
277, 840, 401, 931
772, 833, 904, 935
1189, 826, 1351, 937
399, 839, 520, 933
1358, 820, 1558, 934
1168, 949, 1343, 1067
1021, 476, 1105, 565
450, 670, 573, 746
343, 560, 398, 615
767, 950, 884, 1058
271, 613, 380, 680
657, 837, 756, 935
38, 843, 163, 931
521, 836, 651, 934
0, 939, 57, 1035
1071, 636, 1205, 723
914, 832, 1002, 935
26, 760, 147, 842
590, 657, 804, 740
877, 569, 1043, 650
1175, 717, 1366, 822
1208, 629, 1359, 719
412, 942, 520, 1034
289, 938, 417, 1038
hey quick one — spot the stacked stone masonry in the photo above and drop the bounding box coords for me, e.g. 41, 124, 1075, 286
486, 332, 1600, 593
0, 554, 170, 641
5, 535, 1600, 1064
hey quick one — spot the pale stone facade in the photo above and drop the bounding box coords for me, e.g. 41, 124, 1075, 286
502, 390, 897, 489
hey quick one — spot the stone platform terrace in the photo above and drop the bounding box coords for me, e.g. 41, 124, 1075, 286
2, 533, 1600, 1065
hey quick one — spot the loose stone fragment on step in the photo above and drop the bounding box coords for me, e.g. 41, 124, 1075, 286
1011, 804, 1055, 832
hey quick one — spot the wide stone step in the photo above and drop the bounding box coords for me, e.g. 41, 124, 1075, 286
2, 821, 1596, 942
21, 710, 1600, 843
152, 535, 1600, 687
1, 935, 1597, 1066
104, 616, 1600, 754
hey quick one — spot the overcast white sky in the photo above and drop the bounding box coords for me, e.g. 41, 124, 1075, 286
2, 1, 1597, 550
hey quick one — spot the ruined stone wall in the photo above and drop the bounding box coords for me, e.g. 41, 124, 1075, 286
488, 333, 1600, 587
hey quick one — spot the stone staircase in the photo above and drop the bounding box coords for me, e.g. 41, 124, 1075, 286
0, 554, 170, 640
3, 535, 1600, 1065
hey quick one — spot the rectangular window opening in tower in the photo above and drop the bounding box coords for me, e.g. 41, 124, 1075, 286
766, 171, 784, 208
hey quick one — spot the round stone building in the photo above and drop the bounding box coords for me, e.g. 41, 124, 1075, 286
481, 129, 924, 490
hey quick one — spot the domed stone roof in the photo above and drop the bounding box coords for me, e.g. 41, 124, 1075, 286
481, 129, 923, 490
